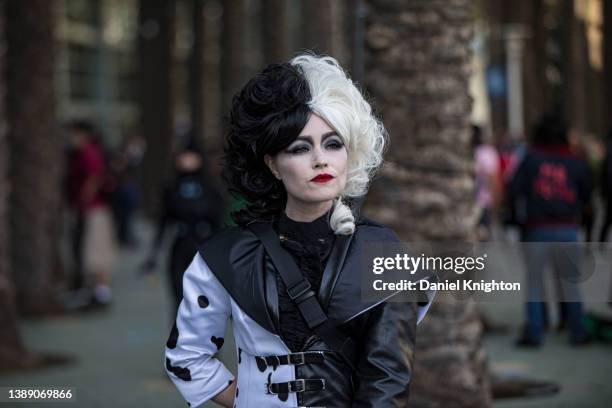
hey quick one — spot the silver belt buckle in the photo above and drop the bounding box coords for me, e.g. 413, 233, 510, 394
292, 379, 306, 393
292, 352, 305, 365
266, 382, 276, 395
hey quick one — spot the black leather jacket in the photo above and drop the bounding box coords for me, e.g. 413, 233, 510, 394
198, 217, 430, 407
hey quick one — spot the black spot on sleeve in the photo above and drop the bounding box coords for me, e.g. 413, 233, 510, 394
211, 336, 224, 350
166, 357, 192, 381
166, 322, 179, 349
255, 356, 267, 372
197, 295, 209, 308
277, 390, 288, 402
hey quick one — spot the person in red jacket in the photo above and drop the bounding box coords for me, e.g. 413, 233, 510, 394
66, 121, 117, 308
509, 114, 591, 346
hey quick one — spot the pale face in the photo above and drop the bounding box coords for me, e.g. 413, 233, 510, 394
265, 113, 348, 220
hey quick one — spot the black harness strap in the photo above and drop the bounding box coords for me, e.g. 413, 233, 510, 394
267, 379, 326, 394
248, 222, 357, 371
262, 351, 326, 367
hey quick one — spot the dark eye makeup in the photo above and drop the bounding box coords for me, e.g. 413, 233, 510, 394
285, 134, 344, 155
324, 136, 344, 150
287, 144, 310, 154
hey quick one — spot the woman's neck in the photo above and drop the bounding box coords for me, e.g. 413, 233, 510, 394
284, 199, 333, 222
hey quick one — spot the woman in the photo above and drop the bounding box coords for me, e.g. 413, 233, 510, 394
164, 54, 435, 407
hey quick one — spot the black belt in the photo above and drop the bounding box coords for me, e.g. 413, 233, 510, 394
263, 351, 325, 367
266, 379, 326, 394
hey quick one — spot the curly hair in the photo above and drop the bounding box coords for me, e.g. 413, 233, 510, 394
223, 54, 387, 232
290, 54, 387, 198
222, 63, 311, 225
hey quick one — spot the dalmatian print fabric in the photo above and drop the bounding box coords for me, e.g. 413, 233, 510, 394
165, 254, 298, 407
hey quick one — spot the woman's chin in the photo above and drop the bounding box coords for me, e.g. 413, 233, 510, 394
293, 195, 336, 206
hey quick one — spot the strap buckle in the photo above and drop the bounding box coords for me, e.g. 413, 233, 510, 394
266, 378, 326, 394
287, 279, 311, 301
290, 352, 305, 365
291, 379, 306, 393
266, 382, 275, 394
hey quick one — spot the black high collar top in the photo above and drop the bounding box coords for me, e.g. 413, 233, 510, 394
273, 209, 336, 351
277, 209, 335, 246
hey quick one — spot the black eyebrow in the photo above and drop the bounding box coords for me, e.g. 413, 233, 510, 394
294, 131, 339, 144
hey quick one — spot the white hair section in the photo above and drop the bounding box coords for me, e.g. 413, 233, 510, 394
330, 198, 355, 235
290, 54, 387, 199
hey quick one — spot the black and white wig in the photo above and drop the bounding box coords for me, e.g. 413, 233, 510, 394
223, 54, 387, 235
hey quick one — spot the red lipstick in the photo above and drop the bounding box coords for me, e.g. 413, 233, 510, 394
311, 173, 333, 183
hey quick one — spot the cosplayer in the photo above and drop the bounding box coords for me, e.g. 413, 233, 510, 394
164, 54, 435, 407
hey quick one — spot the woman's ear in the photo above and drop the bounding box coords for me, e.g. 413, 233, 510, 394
264, 154, 281, 180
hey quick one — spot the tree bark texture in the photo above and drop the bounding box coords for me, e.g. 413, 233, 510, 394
6, 0, 63, 316
363, 0, 491, 406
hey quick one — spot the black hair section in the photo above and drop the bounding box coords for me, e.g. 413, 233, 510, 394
531, 113, 569, 146
222, 62, 311, 225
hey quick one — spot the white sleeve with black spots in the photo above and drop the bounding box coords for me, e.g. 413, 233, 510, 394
164, 253, 235, 407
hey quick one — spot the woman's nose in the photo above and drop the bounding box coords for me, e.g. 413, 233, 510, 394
312, 148, 328, 169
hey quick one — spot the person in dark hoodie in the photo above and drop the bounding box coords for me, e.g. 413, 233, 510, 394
509, 114, 592, 347
142, 138, 225, 315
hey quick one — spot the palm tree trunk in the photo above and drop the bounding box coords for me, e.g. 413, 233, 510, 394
139, 0, 175, 214
221, 0, 246, 114
604, 0, 612, 128
6, 0, 63, 316
190, 0, 206, 147
522, 0, 547, 132
363, 0, 491, 406
0, 0, 28, 369
261, 0, 288, 65
560, 0, 588, 133
300, 0, 348, 63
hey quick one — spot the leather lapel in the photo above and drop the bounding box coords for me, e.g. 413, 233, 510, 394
263, 253, 280, 333
318, 233, 354, 310
198, 227, 279, 335
252, 221, 353, 319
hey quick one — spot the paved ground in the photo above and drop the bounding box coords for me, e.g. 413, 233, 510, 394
1, 221, 611, 407
483, 302, 612, 408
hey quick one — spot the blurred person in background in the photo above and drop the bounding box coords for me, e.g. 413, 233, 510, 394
472, 124, 502, 241
65, 121, 117, 309
110, 134, 145, 247
141, 137, 225, 315
509, 114, 592, 347
599, 128, 612, 245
